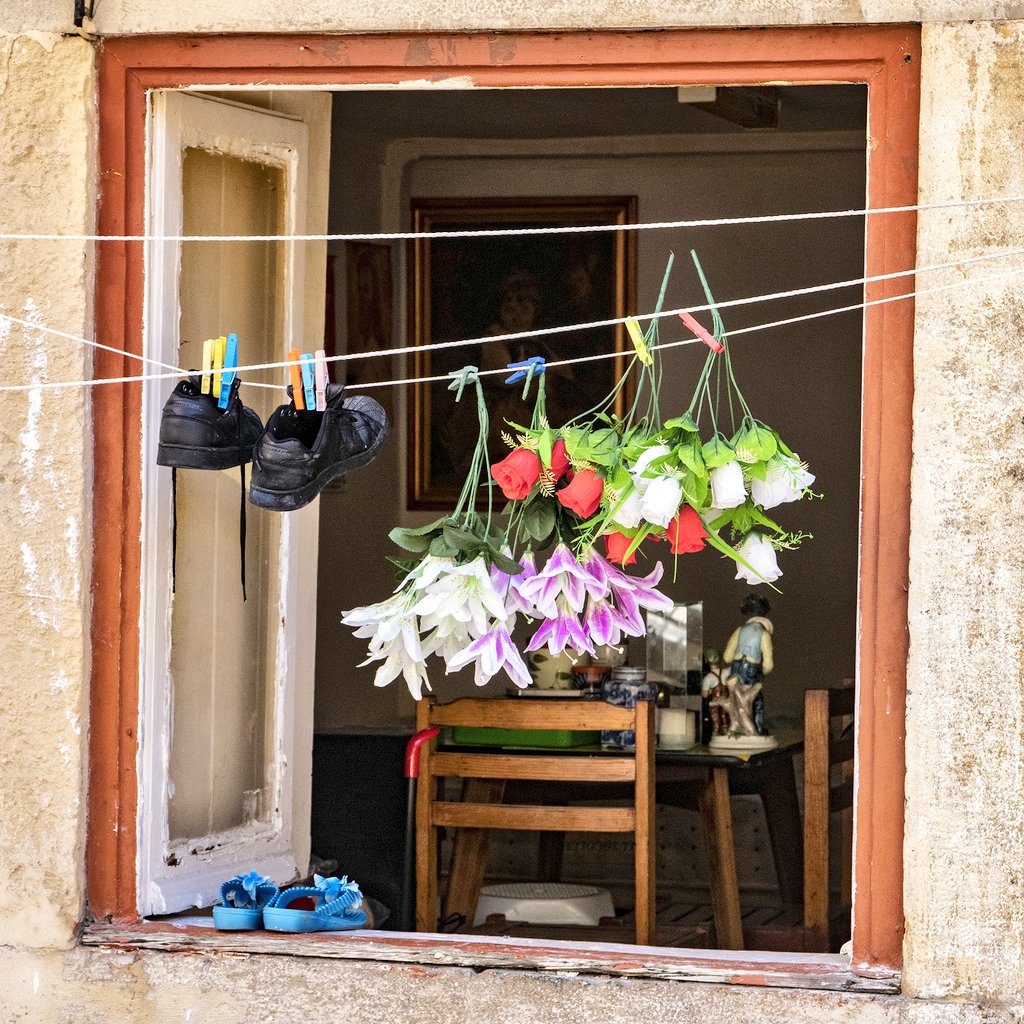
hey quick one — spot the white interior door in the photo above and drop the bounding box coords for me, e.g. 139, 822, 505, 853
139, 90, 329, 915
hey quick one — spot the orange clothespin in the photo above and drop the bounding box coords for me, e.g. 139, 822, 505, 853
288, 347, 305, 410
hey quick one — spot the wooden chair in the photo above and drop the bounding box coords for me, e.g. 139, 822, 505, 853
414, 696, 656, 945
801, 684, 855, 951
740, 684, 855, 953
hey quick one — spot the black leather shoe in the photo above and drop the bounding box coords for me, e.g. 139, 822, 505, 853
156, 375, 264, 470
249, 384, 388, 511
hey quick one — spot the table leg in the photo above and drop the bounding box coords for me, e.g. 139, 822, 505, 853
757, 757, 804, 905
443, 777, 505, 928
699, 766, 745, 950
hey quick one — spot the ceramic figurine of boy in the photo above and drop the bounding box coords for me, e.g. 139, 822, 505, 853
710, 593, 778, 750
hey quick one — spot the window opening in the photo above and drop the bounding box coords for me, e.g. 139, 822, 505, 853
146, 81, 867, 957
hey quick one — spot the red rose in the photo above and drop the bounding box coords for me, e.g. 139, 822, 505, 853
549, 439, 570, 481
665, 504, 707, 554
556, 467, 603, 518
604, 531, 637, 566
490, 448, 542, 500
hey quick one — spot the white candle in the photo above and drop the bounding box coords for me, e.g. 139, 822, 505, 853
658, 708, 696, 748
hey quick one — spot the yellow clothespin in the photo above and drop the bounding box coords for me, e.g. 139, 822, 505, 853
625, 318, 653, 366
212, 336, 226, 399
200, 338, 215, 394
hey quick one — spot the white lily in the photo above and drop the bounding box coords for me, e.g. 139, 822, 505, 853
750, 454, 816, 510
734, 532, 783, 585
710, 460, 747, 509
638, 475, 683, 528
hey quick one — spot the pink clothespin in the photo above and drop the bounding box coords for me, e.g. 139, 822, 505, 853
314, 349, 328, 411
679, 311, 725, 353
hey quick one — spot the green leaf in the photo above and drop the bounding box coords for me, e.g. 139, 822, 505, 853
772, 430, 795, 459
665, 412, 700, 433
681, 469, 708, 509
732, 422, 777, 464
622, 522, 655, 562
674, 436, 705, 475
732, 503, 754, 535
538, 428, 554, 467
443, 524, 486, 555
428, 534, 459, 558
490, 549, 525, 576
748, 504, 787, 536
610, 463, 632, 491
702, 435, 736, 469
389, 527, 434, 553
522, 500, 556, 543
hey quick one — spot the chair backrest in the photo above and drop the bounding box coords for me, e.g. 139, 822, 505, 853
803, 685, 856, 943
414, 696, 656, 944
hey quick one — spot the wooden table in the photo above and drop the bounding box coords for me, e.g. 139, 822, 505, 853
441, 733, 803, 950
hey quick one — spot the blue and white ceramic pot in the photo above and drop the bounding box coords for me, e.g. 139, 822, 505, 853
601, 667, 657, 749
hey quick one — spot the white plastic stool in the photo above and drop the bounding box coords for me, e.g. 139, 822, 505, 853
472, 882, 615, 927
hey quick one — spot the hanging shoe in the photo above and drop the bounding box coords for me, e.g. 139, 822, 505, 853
248, 384, 388, 512
156, 375, 264, 470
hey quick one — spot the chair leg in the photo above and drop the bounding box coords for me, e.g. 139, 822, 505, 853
536, 830, 565, 883
634, 699, 656, 945
444, 777, 505, 929
415, 773, 438, 932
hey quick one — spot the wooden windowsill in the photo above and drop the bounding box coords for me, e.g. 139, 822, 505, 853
81, 919, 900, 994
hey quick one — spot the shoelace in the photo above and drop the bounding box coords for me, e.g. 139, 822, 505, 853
171, 464, 247, 602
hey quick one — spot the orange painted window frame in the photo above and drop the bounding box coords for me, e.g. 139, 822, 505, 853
89, 27, 918, 974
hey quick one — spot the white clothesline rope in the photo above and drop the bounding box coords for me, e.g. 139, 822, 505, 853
0, 243, 1021, 394
1, 253, 1021, 396
0, 193, 1022, 244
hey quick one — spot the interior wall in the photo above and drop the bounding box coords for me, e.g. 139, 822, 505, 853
315, 87, 866, 732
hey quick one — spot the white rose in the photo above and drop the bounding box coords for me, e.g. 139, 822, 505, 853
750, 455, 815, 510
735, 532, 783, 585
611, 486, 644, 530
638, 475, 683, 528
710, 460, 746, 509
632, 444, 671, 477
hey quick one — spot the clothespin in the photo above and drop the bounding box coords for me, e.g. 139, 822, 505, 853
679, 311, 725, 353
287, 347, 305, 410
505, 355, 546, 399
300, 353, 317, 412
314, 349, 329, 411
218, 333, 238, 410
200, 339, 215, 394
212, 336, 226, 400
624, 318, 654, 366
447, 365, 479, 403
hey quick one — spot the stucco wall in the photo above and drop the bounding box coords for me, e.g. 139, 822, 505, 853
0, 33, 94, 951
904, 20, 1024, 1001
3, 8, 1024, 1022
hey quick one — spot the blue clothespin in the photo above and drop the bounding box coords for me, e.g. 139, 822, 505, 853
505, 355, 546, 399
217, 333, 238, 410
300, 353, 317, 412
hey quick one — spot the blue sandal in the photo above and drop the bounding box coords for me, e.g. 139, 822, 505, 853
263, 874, 368, 932
212, 871, 280, 930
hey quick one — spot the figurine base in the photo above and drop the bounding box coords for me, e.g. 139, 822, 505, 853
708, 733, 779, 752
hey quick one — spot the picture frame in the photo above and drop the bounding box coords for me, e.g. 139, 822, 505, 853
408, 196, 637, 510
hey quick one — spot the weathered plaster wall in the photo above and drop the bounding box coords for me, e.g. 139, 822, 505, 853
3, 5, 1024, 1021
904, 21, 1024, 1002
1, 945, 1019, 1024
0, 33, 94, 950
85, 2, 1024, 35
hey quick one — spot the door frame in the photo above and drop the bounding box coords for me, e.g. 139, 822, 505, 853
90, 27, 918, 975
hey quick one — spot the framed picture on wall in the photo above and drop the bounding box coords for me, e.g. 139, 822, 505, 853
408, 195, 637, 510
